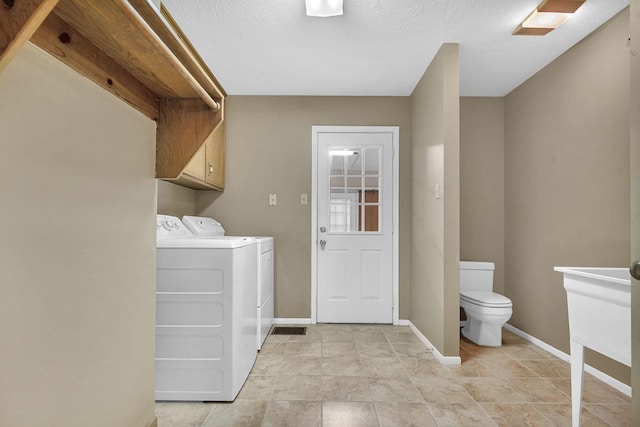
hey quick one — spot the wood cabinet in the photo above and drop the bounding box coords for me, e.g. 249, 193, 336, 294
205, 122, 225, 188
174, 122, 225, 191
0, 0, 227, 191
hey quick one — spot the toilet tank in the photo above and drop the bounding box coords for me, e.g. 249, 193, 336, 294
460, 261, 495, 292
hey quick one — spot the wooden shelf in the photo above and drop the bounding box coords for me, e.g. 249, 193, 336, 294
0, 0, 227, 186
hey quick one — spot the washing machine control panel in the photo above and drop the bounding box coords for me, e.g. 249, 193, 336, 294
156, 215, 193, 239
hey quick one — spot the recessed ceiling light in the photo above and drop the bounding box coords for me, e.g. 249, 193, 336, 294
305, 0, 343, 17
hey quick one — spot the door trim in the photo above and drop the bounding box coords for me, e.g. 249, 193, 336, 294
311, 125, 399, 325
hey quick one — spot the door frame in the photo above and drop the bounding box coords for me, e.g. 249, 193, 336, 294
311, 125, 399, 325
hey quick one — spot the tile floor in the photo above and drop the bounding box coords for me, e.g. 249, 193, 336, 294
155, 324, 631, 426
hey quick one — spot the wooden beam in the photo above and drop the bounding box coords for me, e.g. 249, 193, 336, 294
156, 98, 222, 179
55, 0, 219, 111
0, 0, 59, 73
128, 0, 226, 100
31, 11, 160, 120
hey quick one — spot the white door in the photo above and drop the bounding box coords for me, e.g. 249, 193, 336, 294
313, 127, 397, 323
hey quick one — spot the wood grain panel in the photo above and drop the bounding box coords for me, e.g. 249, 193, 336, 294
32, 12, 159, 120
129, 0, 225, 100
205, 122, 225, 189
156, 98, 221, 179
54, 0, 196, 99
0, 0, 59, 73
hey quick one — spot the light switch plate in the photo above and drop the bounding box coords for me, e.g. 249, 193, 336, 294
300, 194, 308, 205
269, 194, 277, 206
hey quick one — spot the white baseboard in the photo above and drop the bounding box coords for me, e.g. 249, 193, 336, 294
407, 321, 461, 365
398, 319, 410, 326
273, 318, 312, 325
504, 323, 631, 397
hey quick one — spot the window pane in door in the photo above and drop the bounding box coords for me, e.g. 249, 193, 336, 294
330, 192, 359, 232
364, 148, 380, 175
327, 145, 382, 233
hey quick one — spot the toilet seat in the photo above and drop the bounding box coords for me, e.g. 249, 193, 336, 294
460, 291, 512, 308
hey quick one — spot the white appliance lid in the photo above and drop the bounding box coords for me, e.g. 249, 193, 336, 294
460, 291, 512, 307
182, 215, 225, 236
157, 236, 257, 249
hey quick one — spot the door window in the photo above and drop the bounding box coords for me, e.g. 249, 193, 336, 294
328, 147, 381, 233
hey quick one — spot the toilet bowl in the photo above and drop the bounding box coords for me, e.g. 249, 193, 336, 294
460, 262, 512, 347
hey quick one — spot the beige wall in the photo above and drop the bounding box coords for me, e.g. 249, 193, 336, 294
630, 0, 639, 420
409, 43, 460, 356
0, 44, 157, 427
157, 180, 196, 217
195, 96, 412, 319
460, 98, 505, 295
505, 9, 631, 384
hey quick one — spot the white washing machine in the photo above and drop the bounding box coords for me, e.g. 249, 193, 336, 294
182, 216, 274, 350
155, 215, 257, 401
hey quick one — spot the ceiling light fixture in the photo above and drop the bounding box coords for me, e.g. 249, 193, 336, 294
513, 0, 585, 36
305, 0, 343, 17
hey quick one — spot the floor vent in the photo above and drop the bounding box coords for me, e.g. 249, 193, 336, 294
271, 326, 307, 335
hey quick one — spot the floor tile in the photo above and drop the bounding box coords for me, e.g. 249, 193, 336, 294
375, 402, 438, 427
478, 357, 539, 378
507, 378, 570, 403
284, 342, 322, 357
412, 377, 475, 404
155, 324, 631, 427
155, 402, 213, 427
581, 378, 632, 404
271, 375, 322, 401
458, 376, 525, 403
258, 341, 286, 356
352, 330, 389, 343
278, 356, 322, 375
584, 403, 632, 426
201, 400, 267, 427
322, 401, 379, 427
426, 402, 495, 426
261, 401, 321, 427
391, 342, 434, 359
520, 359, 571, 378
400, 357, 451, 379
479, 402, 553, 426
251, 355, 282, 376
368, 376, 424, 403
237, 375, 275, 400
322, 356, 368, 376
500, 343, 552, 360
322, 341, 358, 357
356, 341, 396, 358
322, 376, 372, 401
531, 403, 609, 426
384, 330, 421, 344
362, 357, 408, 378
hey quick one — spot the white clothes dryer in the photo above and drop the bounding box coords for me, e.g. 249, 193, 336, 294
182, 216, 274, 350
155, 215, 257, 401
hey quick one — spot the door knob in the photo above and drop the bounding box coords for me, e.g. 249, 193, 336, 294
320, 226, 326, 233
631, 260, 640, 281
319, 239, 326, 249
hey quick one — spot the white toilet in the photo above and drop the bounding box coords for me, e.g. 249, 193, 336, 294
460, 261, 512, 347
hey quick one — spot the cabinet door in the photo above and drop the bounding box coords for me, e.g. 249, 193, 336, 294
205, 123, 225, 188
182, 144, 206, 181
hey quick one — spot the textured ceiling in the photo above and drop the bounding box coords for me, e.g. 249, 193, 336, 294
162, 0, 629, 96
